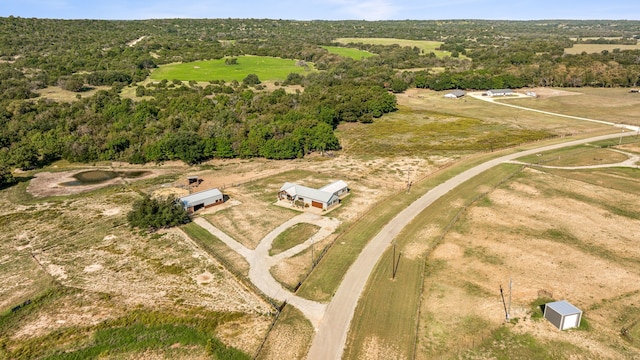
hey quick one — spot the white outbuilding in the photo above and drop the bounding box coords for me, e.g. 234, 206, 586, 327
444, 90, 466, 98
486, 89, 515, 97
543, 300, 582, 330
178, 188, 224, 213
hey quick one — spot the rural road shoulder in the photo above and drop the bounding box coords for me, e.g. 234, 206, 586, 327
306, 130, 635, 360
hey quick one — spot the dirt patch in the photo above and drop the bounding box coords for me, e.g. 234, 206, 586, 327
524, 87, 583, 98
360, 336, 405, 360
27, 167, 170, 197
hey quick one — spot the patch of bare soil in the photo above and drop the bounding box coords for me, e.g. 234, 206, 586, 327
27, 167, 170, 197
10, 291, 126, 341
417, 166, 640, 359
525, 87, 583, 98
360, 336, 405, 360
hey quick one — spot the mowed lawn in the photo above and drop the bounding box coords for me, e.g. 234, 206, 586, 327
334, 38, 464, 59
150, 56, 315, 82
321, 45, 376, 60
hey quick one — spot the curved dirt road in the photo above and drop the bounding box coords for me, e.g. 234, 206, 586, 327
307, 130, 636, 359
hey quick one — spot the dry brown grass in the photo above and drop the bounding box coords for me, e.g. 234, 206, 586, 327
416, 166, 640, 359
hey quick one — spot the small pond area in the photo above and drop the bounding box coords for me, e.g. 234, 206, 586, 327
61, 170, 150, 186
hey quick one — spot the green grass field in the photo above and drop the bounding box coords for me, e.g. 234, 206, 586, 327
269, 223, 320, 256
334, 38, 464, 59
565, 43, 640, 54
321, 46, 376, 60
150, 56, 315, 82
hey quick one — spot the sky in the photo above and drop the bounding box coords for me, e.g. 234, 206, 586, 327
1, 0, 639, 21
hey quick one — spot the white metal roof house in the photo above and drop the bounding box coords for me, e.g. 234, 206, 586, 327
279, 181, 343, 210
543, 300, 582, 330
178, 188, 224, 213
444, 90, 466, 98
319, 180, 349, 198
486, 89, 515, 97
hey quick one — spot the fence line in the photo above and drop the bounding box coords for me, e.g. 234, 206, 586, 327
411, 165, 526, 359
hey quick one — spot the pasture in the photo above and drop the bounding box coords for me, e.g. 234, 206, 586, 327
334, 37, 463, 59
3, 86, 640, 359
149, 56, 315, 82
565, 43, 640, 54
343, 150, 640, 359
321, 45, 376, 60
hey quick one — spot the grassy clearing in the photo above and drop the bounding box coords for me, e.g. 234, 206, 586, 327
337, 108, 554, 158
269, 223, 320, 256
334, 37, 463, 59
3, 303, 248, 360
466, 326, 583, 359
321, 45, 375, 60
565, 43, 640, 54
150, 56, 315, 82
34, 85, 111, 102
343, 163, 523, 360
516, 144, 630, 166
182, 221, 250, 276
256, 306, 313, 360
504, 88, 640, 127
540, 167, 640, 210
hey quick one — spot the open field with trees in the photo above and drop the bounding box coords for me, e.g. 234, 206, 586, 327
2, 16, 640, 359
150, 56, 315, 82
321, 45, 376, 60
334, 37, 457, 58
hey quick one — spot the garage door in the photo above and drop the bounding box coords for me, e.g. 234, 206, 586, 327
311, 201, 323, 208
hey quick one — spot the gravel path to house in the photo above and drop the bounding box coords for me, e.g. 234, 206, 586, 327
193, 213, 340, 328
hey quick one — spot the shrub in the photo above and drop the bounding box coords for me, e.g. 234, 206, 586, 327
127, 195, 190, 232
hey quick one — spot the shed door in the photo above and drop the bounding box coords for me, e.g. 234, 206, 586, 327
562, 314, 579, 330
311, 201, 323, 209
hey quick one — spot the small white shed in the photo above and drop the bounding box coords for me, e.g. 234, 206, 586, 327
543, 300, 582, 330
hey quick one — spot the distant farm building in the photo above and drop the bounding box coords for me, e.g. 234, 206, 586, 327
444, 90, 466, 98
543, 300, 582, 330
178, 188, 224, 213
278, 180, 348, 210
486, 89, 515, 97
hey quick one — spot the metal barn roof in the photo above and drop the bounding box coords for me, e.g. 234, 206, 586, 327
280, 182, 337, 203
319, 180, 348, 194
179, 188, 222, 207
546, 300, 581, 315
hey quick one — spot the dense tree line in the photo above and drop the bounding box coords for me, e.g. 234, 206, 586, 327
2, 17, 640, 172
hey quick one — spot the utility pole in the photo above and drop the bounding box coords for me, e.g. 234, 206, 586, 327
392, 241, 396, 279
